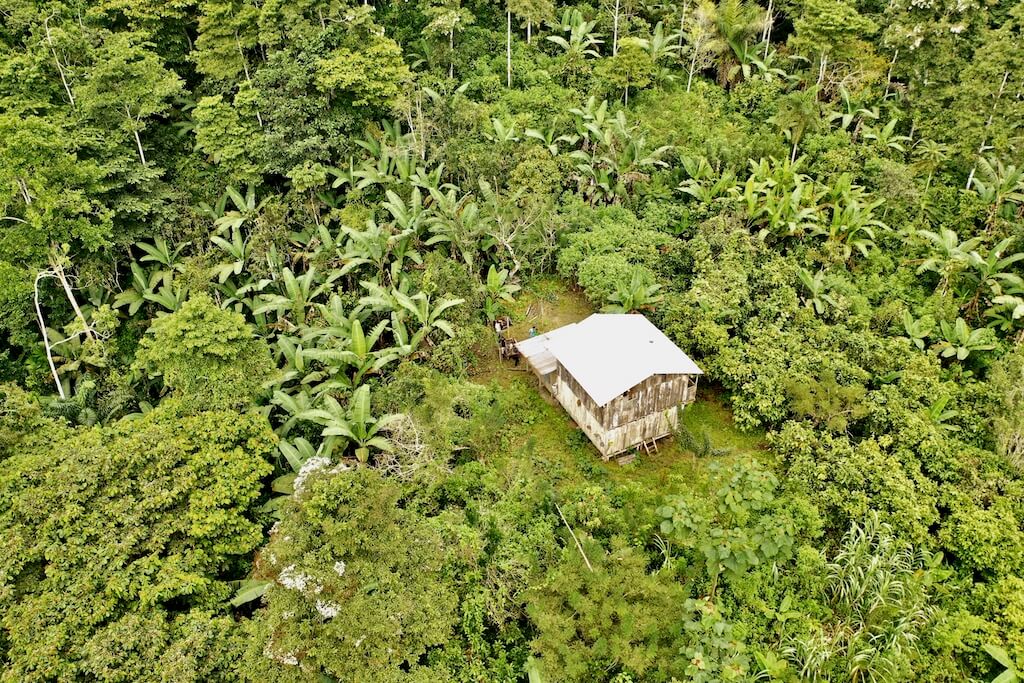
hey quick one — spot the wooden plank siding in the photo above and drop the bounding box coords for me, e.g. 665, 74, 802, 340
601, 374, 694, 429
540, 360, 699, 458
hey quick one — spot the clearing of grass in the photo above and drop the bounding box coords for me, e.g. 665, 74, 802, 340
469, 278, 768, 487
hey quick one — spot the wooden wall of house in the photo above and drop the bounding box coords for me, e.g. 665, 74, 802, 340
544, 361, 701, 458
556, 363, 604, 420
599, 373, 698, 430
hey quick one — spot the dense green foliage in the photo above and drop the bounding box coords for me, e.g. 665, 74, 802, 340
2, 0, 1023, 680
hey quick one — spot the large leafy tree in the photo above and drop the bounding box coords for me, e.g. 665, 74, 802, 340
133, 294, 275, 411
0, 400, 275, 682
245, 467, 470, 681
75, 31, 183, 167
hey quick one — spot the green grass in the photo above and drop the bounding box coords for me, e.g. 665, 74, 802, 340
470, 277, 768, 491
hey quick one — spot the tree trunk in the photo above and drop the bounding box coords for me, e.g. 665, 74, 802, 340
762, 0, 773, 59
34, 271, 66, 400
133, 127, 147, 166
51, 256, 94, 341
966, 71, 1010, 190
687, 43, 698, 92
527, 21, 531, 44
678, 0, 688, 51
17, 178, 32, 205
613, 0, 620, 55
44, 15, 75, 108
449, 29, 455, 80
507, 10, 512, 87
883, 48, 898, 98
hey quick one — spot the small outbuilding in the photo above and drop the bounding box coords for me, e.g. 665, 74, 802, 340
516, 314, 702, 458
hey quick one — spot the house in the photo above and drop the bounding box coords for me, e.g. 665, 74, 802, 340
516, 314, 702, 458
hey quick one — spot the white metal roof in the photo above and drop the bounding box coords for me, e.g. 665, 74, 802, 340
516, 314, 702, 407
516, 324, 577, 375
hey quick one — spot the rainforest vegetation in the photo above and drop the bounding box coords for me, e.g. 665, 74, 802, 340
2, 0, 1024, 680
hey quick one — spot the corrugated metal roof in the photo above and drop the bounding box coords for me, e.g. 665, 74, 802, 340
517, 314, 702, 407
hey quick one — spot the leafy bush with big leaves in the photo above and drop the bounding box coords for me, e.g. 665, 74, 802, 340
0, 399, 275, 682
525, 534, 687, 683
133, 294, 275, 411
246, 467, 480, 682
771, 421, 939, 545
556, 203, 671, 303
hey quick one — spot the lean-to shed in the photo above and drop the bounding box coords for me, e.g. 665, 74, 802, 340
516, 314, 702, 458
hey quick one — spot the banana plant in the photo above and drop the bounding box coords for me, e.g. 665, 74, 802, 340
546, 9, 603, 59
359, 282, 465, 352
485, 118, 520, 143
143, 272, 187, 313
214, 184, 269, 234
967, 238, 1024, 297
425, 187, 486, 267
679, 167, 738, 204
819, 193, 886, 258
985, 294, 1024, 332
305, 318, 399, 385
936, 317, 996, 361
210, 225, 252, 283
901, 311, 934, 351
270, 387, 317, 437
297, 385, 401, 465
797, 268, 836, 315
137, 236, 189, 271
113, 262, 159, 315
926, 396, 959, 433
603, 270, 664, 313
479, 264, 520, 321
253, 266, 339, 330
272, 336, 350, 398
916, 228, 983, 294
524, 123, 579, 156
338, 220, 391, 280
983, 644, 1020, 683
862, 118, 911, 153
258, 436, 334, 520
631, 21, 681, 62
971, 157, 1024, 227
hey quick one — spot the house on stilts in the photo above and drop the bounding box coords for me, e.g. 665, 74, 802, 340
516, 313, 702, 459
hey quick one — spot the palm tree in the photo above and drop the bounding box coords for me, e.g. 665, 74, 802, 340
768, 88, 822, 162
708, 0, 765, 87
